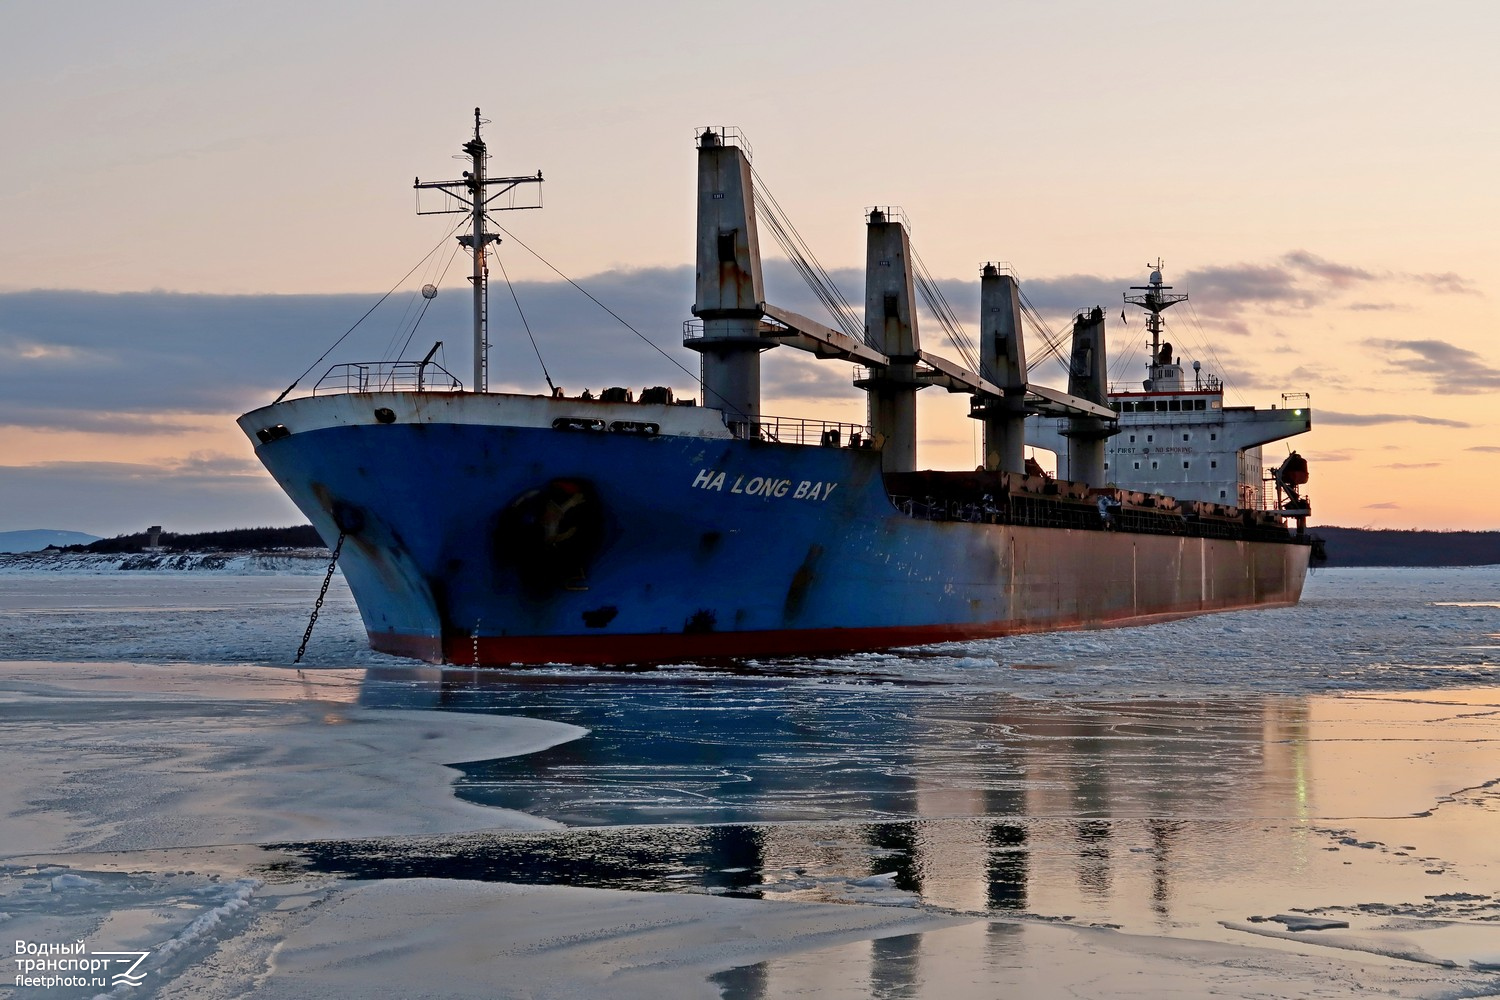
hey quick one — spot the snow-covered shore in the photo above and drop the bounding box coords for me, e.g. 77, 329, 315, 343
0, 549, 332, 575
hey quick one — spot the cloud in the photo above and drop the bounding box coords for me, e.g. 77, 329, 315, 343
1317, 410, 1470, 428
1284, 365, 1350, 389
1364, 502, 1401, 509
1167, 252, 1481, 329
0, 262, 1152, 441
1281, 251, 1478, 296
762, 352, 861, 400
1363, 338, 1500, 394
1280, 250, 1375, 288
0, 250, 1480, 533
1380, 462, 1440, 469
2, 245, 1476, 434
0, 274, 703, 432
1191, 264, 1304, 316
0, 461, 302, 535
0, 407, 210, 435
169, 450, 264, 475
2, 340, 92, 362
1467, 445, 1500, 453
1415, 272, 1481, 296
1180, 262, 1306, 315
15, 454, 265, 482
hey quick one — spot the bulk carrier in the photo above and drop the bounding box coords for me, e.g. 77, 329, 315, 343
240, 111, 1318, 666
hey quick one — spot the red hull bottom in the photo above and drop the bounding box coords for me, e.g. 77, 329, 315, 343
368, 597, 1300, 667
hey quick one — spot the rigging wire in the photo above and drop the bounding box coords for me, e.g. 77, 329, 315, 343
273, 216, 468, 403
391, 233, 465, 366
1182, 294, 1247, 406
754, 194, 859, 337
1108, 308, 1144, 386
493, 247, 556, 394
749, 167, 981, 376
381, 226, 462, 364
909, 242, 980, 373
1018, 285, 1072, 376
378, 286, 422, 363
748, 165, 864, 340
1015, 281, 1143, 390
492, 223, 719, 402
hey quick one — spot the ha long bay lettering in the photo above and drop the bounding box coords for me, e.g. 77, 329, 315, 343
692, 469, 839, 501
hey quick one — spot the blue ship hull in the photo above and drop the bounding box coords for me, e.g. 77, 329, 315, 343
241, 392, 1310, 665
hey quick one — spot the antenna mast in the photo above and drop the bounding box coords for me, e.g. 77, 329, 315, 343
1123, 257, 1188, 388
414, 108, 543, 392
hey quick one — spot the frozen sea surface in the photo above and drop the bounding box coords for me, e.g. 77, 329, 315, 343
3, 565, 1498, 691
2, 565, 1499, 998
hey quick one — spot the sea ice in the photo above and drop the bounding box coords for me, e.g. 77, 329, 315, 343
1268, 913, 1351, 931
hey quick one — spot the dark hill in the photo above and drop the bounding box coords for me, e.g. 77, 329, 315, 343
64, 525, 324, 554
1314, 527, 1500, 567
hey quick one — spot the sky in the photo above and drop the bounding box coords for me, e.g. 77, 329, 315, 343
2, 0, 1498, 535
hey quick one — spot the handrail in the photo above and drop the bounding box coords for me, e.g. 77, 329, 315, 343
1109, 375, 1224, 395
694, 126, 751, 158
756, 413, 871, 448
312, 361, 464, 395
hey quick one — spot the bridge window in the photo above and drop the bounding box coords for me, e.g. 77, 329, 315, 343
1210, 433, 1217, 441
1211, 460, 1217, 468
1220, 490, 1227, 498
1146, 434, 1154, 442
1151, 461, 1159, 469
1183, 461, 1190, 469
1182, 433, 1189, 441
1133, 462, 1140, 470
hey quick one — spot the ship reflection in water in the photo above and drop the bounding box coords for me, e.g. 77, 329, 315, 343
262, 663, 1500, 949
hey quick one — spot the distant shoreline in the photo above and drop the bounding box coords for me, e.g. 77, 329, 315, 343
7, 524, 1500, 568
6, 533, 1500, 571
0, 549, 331, 574
1309, 526, 1500, 567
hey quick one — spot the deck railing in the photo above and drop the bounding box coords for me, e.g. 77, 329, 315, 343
756, 413, 871, 448
313, 361, 464, 395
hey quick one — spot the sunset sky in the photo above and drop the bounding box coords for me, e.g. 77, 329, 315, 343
2, 1, 1497, 535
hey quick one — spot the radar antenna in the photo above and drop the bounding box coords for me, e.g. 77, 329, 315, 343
414, 108, 543, 392
1123, 258, 1188, 390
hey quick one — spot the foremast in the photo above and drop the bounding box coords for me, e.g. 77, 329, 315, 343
414, 109, 543, 392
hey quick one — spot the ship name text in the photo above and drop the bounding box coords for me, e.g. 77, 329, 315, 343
692, 468, 839, 501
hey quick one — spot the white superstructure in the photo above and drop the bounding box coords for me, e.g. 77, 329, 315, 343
1027, 263, 1311, 508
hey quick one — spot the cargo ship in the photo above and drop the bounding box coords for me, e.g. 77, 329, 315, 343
239, 111, 1317, 666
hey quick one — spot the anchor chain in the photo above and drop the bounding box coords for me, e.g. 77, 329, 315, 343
295, 532, 346, 664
